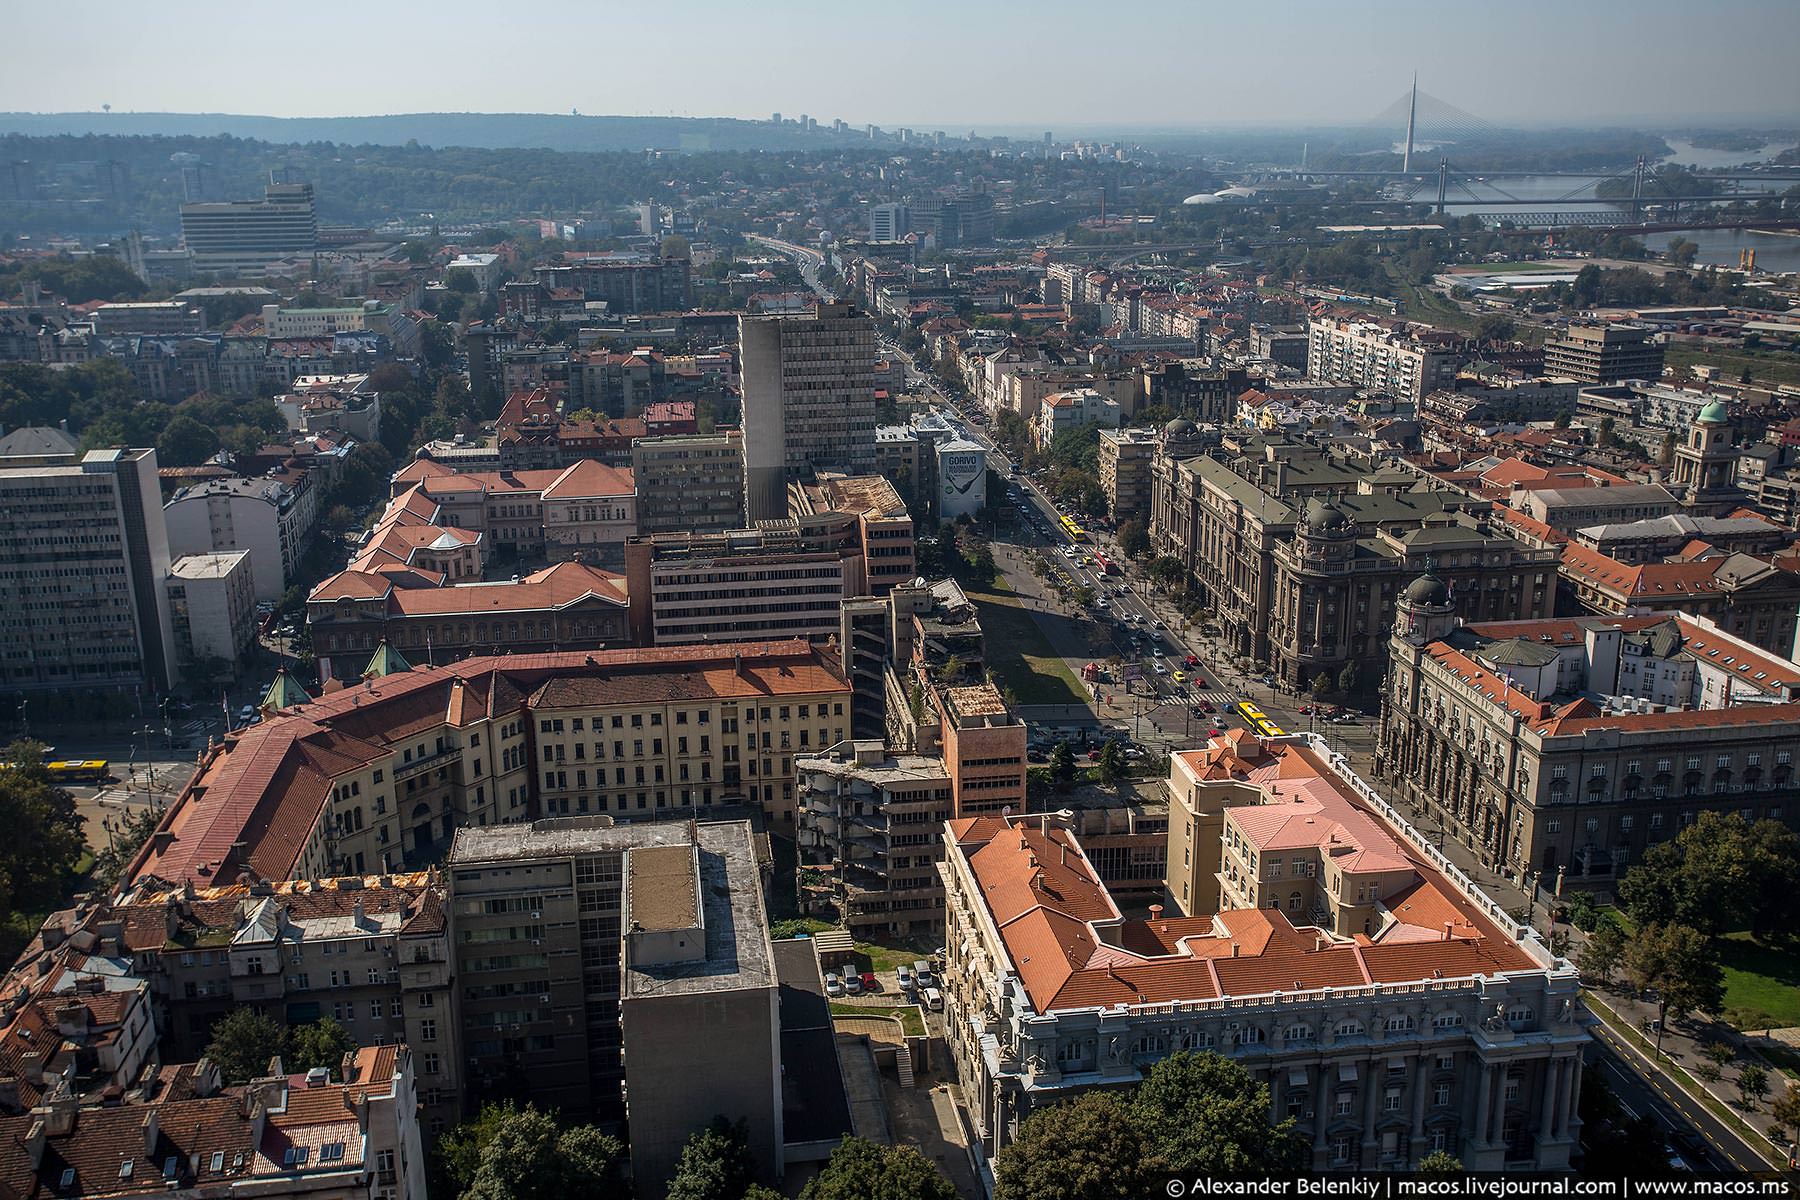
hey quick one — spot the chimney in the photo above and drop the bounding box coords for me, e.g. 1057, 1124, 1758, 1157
23, 1119, 45, 1168
141, 1109, 159, 1159
191, 1058, 221, 1099
1442, 921, 1455, 942
41, 1088, 76, 1137
1148, 904, 1164, 923
352, 899, 365, 928
1059, 843, 1068, 866
1230, 942, 1240, 958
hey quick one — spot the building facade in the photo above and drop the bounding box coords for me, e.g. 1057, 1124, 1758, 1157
1307, 317, 1461, 403
179, 181, 319, 275
740, 304, 878, 522
1097, 427, 1159, 522
945, 741, 1584, 1173
1542, 323, 1664, 385
166, 551, 257, 680
448, 818, 780, 1195
631, 432, 746, 536
1378, 583, 1800, 889
0, 446, 176, 692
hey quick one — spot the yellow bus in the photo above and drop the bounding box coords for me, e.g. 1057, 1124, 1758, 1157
1235, 702, 1286, 738
1060, 514, 1088, 543
46, 759, 111, 783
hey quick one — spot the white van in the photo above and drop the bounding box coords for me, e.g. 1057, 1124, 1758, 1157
921, 987, 944, 1012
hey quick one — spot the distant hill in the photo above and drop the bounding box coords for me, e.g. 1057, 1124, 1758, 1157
0, 111, 870, 153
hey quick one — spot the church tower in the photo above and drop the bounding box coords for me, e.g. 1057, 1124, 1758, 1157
1671, 399, 1740, 515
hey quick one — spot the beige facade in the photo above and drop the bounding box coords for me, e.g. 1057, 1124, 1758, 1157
631, 431, 745, 536
1378, 587, 1800, 890
945, 741, 1585, 1173
1097, 427, 1158, 521
166, 550, 258, 680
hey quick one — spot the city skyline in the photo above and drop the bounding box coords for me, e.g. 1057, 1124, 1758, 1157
3, 0, 1797, 130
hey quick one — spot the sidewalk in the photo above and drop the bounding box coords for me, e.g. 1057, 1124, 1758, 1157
1583, 984, 1795, 1168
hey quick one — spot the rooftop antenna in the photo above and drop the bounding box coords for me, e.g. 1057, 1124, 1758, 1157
1402, 72, 1418, 175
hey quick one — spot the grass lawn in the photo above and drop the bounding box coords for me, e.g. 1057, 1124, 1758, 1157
829, 1001, 927, 1038
1717, 932, 1800, 1029
966, 590, 1088, 706
856, 938, 936, 973
1666, 344, 1800, 389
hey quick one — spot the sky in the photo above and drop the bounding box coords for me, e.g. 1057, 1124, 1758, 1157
5, 0, 1797, 130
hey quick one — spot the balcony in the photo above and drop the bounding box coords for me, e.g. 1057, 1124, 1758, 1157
396, 746, 459, 782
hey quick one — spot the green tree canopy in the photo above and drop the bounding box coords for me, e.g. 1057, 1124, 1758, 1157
800, 1137, 955, 1200
1617, 811, 1800, 938
202, 1009, 288, 1084
994, 1091, 1150, 1200
1117, 517, 1150, 558
288, 1018, 357, 1076
156, 413, 221, 468
1416, 1151, 1465, 1177
1131, 1052, 1307, 1174
0, 750, 85, 914
462, 1104, 628, 1200
667, 1119, 758, 1200
1620, 922, 1724, 1047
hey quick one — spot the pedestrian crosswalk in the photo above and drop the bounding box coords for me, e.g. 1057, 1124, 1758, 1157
1188, 689, 1237, 710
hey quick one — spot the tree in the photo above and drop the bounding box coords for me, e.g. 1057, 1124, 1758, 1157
995, 1091, 1149, 1200
1473, 314, 1516, 343
1618, 811, 1800, 938
801, 1137, 955, 1200
156, 414, 220, 468
1771, 1083, 1800, 1135
1738, 1063, 1769, 1110
203, 1009, 288, 1084
1050, 741, 1076, 787
434, 1102, 521, 1196
661, 234, 692, 261
1097, 740, 1125, 786
463, 1104, 628, 1200
0, 753, 85, 914
1580, 921, 1626, 983
1309, 671, 1332, 700
1117, 517, 1150, 559
444, 267, 479, 294
1620, 923, 1724, 1053
1336, 660, 1359, 697
288, 1018, 356, 1076
1578, 1066, 1671, 1174
667, 1118, 756, 1200
1131, 1052, 1306, 1174
1702, 1040, 1735, 1069
1416, 1151, 1465, 1177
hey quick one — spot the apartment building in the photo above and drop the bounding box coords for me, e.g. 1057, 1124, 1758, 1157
625, 529, 859, 646
306, 561, 631, 686
126, 643, 850, 894
1378, 581, 1800, 889
0, 445, 176, 692
0, 1046, 428, 1200
791, 474, 916, 594
385, 458, 637, 567
631, 431, 746, 535
1149, 438, 1539, 682
90, 300, 203, 336
164, 473, 325, 603
1306, 317, 1461, 403
797, 741, 954, 940
942, 737, 1584, 1172
1097, 426, 1159, 521
1542, 322, 1664, 385
166, 551, 258, 680
179, 181, 319, 275
1035, 388, 1121, 449
531, 254, 691, 314
869, 203, 911, 242
741, 303, 878, 521
448, 818, 780, 1194
1558, 542, 1800, 658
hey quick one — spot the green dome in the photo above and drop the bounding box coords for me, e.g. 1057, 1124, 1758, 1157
1697, 399, 1730, 424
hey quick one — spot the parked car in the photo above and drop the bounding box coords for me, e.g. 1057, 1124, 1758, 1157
859, 972, 879, 993
844, 973, 864, 995
914, 960, 935, 988
896, 965, 915, 991
921, 987, 945, 1012
824, 973, 844, 997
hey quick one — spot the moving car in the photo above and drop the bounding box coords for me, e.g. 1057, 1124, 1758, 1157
1173, 671, 1188, 684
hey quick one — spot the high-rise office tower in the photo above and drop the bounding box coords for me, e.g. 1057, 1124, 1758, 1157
869, 202, 910, 242
740, 304, 878, 522
178, 178, 317, 274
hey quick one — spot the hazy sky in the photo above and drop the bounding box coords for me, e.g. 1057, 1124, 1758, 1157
8, 0, 1797, 128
